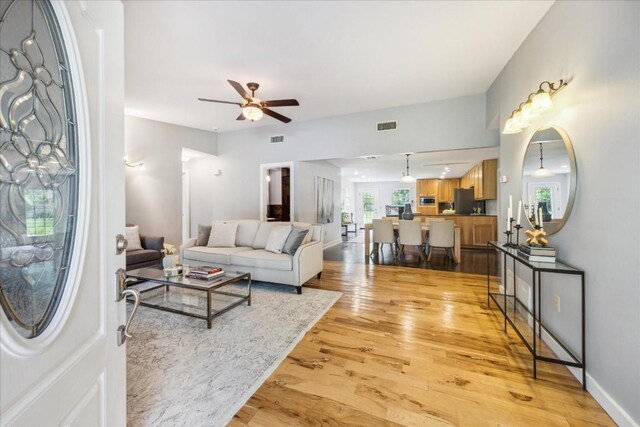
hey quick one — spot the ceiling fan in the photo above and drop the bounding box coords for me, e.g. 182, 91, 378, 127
198, 80, 299, 123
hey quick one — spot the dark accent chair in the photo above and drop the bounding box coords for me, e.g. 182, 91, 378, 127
125, 227, 165, 271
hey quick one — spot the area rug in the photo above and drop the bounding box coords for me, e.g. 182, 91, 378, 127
126, 281, 341, 426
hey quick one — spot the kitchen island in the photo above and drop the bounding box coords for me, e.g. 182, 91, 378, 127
401, 214, 497, 248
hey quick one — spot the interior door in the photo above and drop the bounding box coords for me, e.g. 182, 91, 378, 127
0, 1, 126, 425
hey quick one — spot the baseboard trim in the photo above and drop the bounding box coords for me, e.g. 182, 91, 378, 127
540, 329, 638, 426
323, 239, 341, 249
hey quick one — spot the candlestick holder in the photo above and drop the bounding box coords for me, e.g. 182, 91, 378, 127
513, 224, 523, 248
502, 229, 513, 248
505, 218, 519, 248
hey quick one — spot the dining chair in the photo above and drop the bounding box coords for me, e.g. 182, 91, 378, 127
427, 220, 456, 263
371, 219, 395, 258
397, 220, 425, 262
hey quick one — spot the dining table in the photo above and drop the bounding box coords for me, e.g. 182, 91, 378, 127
363, 221, 461, 263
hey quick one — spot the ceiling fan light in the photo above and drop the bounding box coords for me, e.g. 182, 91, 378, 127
242, 105, 263, 121
531, 90, 553, 112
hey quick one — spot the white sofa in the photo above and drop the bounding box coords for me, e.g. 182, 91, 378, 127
180, 220, 323, 294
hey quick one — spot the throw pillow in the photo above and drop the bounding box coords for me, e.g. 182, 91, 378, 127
253, 222, 276, 249
125, 225, 143, 251
282, 228, 308, 255
207, 222, 238, 248
196, 224, 212, 246
292, 223, 313, 245
234, 219, 261, 247
265, 225, 292, 254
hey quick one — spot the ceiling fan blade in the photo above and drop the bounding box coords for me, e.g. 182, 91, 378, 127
227, 79, 251, 100
198, 98, 242, 106
262, 108, 291, 123
263, 99, 299, 107
236, 113, 245, 121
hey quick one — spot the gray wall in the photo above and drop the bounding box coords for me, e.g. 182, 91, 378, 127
125, 116, 218, 245
486, 1, 640, 423
294, 160, 342, 245
211, 94, 498, 227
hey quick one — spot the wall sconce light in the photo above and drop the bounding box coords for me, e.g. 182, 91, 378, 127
124, 156, 145, 170
502, 80, 567, 135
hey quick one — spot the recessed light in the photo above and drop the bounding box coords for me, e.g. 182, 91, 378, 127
354, 171, 359, 175
561, 164, 568, 168
362, 175, 366, 179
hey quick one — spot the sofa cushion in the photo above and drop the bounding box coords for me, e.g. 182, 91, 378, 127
125, 225, 143, 251
126, 249, 161, 266
208, 222, 238, 248
183, 246, 253, 264
292, 222, 313, 244
265, 224, 292, 254
283, 228, 307, 255
196, 224, 212, 246
252, 222, 277, 249
233, 220, 261, 247
230, 249, 293, 271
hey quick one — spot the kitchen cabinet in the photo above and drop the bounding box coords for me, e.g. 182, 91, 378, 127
417, 215, 497, 248
458, 159, 497, 200
437, 178, 460, 203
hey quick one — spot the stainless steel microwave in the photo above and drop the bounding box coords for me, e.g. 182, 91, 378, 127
419, 196, 436, 206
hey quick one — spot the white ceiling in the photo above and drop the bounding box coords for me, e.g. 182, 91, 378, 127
328, 147, 500, 182
123, 1, 554, 132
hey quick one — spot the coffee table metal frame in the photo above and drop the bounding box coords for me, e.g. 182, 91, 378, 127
126, 267, 251, 328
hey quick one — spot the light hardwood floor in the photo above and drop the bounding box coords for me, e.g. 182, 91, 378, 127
231, 260, 613, 426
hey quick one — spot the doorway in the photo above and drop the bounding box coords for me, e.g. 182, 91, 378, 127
357, 188, 380, 227
260, 162, 294, 222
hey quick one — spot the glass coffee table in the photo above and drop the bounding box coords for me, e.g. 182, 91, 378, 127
126, 267, 251, 328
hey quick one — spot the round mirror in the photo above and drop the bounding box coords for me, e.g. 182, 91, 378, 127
522, 126, 576, 235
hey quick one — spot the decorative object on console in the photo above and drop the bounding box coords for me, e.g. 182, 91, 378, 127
525, 228, 548, 247
502, 80, 568, 134
315, 176, 335, 224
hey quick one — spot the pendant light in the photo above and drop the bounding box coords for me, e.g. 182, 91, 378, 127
400, 154, 416, 183
532, 142, 555, 178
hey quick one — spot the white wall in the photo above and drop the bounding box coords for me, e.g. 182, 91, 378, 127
125, 116, 218, 245
294, 160, 342, 246
486, 2, 640, 424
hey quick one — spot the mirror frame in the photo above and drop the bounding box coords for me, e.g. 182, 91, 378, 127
521, 126, 577, 235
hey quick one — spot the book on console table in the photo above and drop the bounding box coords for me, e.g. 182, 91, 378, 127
518, 252, 556, 263
518, 244, 556, 256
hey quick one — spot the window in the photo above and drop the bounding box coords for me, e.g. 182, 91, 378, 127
391, 188, 410, 206
25, 189, 55, 236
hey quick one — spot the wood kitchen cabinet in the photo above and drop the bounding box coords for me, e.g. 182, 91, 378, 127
437, 178, 460, 203
458, 159, 497, 200
418, 215, 497, 247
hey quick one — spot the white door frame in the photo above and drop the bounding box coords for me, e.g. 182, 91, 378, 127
0, 1, 126, 425
259, 162, 294, 222
182, 169, 190, 242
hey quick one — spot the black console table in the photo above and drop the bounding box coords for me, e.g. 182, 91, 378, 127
486, 241, 586, 389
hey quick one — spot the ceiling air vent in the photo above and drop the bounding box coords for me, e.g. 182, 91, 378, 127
363, 156, 377, 160
270, 135, 284, 144
376, 121, 397, 132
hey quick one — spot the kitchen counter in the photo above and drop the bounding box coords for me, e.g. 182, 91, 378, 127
410, 214, 498, 248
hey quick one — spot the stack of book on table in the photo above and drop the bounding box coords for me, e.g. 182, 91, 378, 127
186, 266, 225, 280
518, 244, 556, 263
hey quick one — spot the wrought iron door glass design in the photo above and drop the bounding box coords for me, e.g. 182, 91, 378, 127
0, 0, 79, 338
